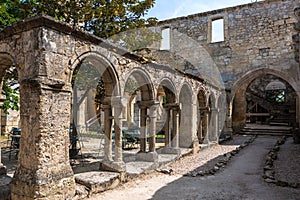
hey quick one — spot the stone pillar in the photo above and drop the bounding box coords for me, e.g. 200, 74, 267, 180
210, 108, 219, 143
0, 94, 6, 176
136, 101, 158, 162
149, 102, 159, 152
102, 104, 113, 162
197, 109, 203, 143
11, 81, 75, 199
111, 97, 126, 172
138, 103, 147, 152
164, 107, 171, 147
171, 106, 180, 149
203, 109, 210, 144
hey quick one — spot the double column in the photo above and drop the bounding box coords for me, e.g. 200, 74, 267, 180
136, 100, 159, 162
100, 97, 126, 172
162, 103, 181, 154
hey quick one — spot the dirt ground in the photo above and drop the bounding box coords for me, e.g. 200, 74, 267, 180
87, 136, 300, 200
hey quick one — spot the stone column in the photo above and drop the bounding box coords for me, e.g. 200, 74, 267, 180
111, 97, 127, 172
197, 109, 203, 143
112, 97, 125, 163
210, 108, 219, 143
164, 107, 171, 147
11, 81, 75, 199
171, 106, 180, 149
0, 94, 6, 176
136, 101, 158, 162
102, 104, 113, 162
138, 103, 147, 152
149, 102, 159, 152
203, 109, 210, 144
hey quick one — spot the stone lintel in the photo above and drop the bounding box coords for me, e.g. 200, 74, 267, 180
136, 151, 158, 162
99, 161, 126, 173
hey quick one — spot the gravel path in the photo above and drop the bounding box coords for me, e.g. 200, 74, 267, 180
88, 136, 300, 200
274, 137, 300, 184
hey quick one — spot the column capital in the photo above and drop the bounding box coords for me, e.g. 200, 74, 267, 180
149, 102, 159, 118
111, 96, 128, 108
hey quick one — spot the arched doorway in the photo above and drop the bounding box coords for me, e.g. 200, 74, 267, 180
232, 69, 299, 132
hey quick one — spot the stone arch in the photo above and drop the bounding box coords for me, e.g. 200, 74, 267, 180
70, 51, 125, 170
70, 51, 121, 97
179, 82, 194, 147
231, 68, 300, 131
123, 68, 155, 101
156, 78, 178, 148
157, 77, 177, 102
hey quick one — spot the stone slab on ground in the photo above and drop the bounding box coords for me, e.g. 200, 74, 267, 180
75, 171, 120, 195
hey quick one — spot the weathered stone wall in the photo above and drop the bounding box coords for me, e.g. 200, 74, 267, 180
157, 0, 299, 90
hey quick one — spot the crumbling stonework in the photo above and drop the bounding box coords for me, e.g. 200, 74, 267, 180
157, 0, 300, 131
0, 0, 299, 198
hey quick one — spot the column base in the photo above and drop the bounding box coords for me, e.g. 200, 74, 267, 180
100, 160, 126, 173
136, 151, 158, 162
192, 139, 200, 154
11, 166, 75, 199
160, 147, 182, 155
0, 164, 7, 176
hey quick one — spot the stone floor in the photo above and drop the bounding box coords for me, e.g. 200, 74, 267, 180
1, 128, 299, 199
0, 137, 198, 198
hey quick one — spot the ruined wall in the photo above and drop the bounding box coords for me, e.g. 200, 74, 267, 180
157, 0, 299, 90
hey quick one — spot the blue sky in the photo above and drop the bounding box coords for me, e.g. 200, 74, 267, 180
146, 0, 264, 20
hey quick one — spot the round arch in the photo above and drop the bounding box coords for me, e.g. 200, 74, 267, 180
231, 68, 300, 131
157, 77, 177, 103
123, 68, 155, 101
70, 51, 121, 97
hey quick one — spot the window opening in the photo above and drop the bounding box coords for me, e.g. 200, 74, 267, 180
161, 28, 170, 50
211, 18, 224, 43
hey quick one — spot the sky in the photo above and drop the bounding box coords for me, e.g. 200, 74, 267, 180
146, 0, 264, 20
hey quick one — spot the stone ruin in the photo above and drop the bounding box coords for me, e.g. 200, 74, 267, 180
0, 0, 298, 198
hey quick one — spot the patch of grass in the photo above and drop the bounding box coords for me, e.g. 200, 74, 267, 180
0, 135, 8, 140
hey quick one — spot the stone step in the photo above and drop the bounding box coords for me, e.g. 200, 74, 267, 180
239, 126, 292, 136
74, 171, 121, 197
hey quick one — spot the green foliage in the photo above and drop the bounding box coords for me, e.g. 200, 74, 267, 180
0, 66, 19, 114
0, 0, 22, 30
